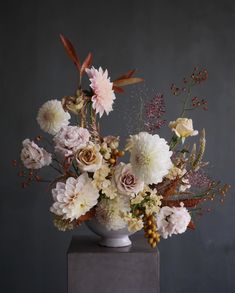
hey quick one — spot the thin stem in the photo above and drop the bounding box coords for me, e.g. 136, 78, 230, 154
52, 157, 62, 165
49, 164, 63, 174
180, 83, 193, 117
78, 72, 82, 89
43, 137, 54, 149
75, 111, 80, 126
72, 161, 79, 176
169, 134, 181, 151
37, 179, 51, 183
80, 102, 87, 128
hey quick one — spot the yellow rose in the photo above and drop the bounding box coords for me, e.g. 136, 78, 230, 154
169, 118, 198, 140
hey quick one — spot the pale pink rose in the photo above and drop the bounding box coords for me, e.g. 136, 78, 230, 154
54, 126, 90, 157
86, 66, 116, 117
156, 204, 191, 239
114, 163, 144, 196
21, 139, 52, 169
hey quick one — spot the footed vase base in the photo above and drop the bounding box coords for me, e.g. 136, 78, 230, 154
99, 236, 132, 248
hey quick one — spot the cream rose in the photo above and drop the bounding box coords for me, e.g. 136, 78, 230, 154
76, 143, 102, 172
21, 139, 52, 169
114, 163, 144, 196
169, 118, 198, 139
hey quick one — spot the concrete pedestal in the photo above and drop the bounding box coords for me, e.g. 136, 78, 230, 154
67, 235, 160, 293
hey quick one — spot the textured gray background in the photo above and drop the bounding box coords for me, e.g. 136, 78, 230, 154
1, 0, 235, 292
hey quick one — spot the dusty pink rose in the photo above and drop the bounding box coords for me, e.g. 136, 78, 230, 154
21, 139, 52, 169
54, 126, 90, 157
114, 163, 144, 196
86, 66, 116, 117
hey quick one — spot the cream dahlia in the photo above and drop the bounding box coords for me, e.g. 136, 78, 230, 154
156, 204, 191, 239
50, 173, 99, 221
37, 100, 70, 135
21, 139, 52, 169
86, 66, 116, 117
54, 126, 90, 157
127, 132, 172, 184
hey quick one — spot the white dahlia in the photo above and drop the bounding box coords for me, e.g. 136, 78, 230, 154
50, 173, 99, 221
95, 196, 130, 230
86, 66, 116, 117
128, 132, 172, 184
37, 99, 70, 135
156, 204, 191, 239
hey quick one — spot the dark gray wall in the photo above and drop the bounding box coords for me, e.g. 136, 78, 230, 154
1, 0, 235, 292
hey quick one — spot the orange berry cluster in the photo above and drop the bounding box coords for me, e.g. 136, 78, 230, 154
143, 214, 160, 248
109, 149, 125, 165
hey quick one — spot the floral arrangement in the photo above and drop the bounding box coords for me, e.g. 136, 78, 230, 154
14, 35, 230, 248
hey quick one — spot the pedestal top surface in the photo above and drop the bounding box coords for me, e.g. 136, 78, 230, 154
67, 234, 159, 254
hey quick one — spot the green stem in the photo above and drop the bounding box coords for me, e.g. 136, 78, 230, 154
180, 83, 193, 117
72, 161, 80, 176
169, 134, 181, 150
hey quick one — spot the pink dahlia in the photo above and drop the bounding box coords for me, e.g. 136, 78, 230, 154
86, 66, 116, 117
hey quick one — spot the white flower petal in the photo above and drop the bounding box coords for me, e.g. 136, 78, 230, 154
37, 100, 70, 135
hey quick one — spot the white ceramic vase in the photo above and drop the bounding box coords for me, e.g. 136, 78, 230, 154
86, 217, 134, 248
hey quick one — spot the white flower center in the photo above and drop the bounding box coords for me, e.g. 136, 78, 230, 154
135, 153, 151, 166
43, 111, 55, 122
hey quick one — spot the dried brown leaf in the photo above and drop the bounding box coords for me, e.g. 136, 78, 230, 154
113, 77, 144, 87
188, 221, 196, 230
113, 85, 124, 93
162, 178, 180, 198
114, 69, 137, 81
80, 52, 92, 75
76, 209, 95, 225
59, 34, 81, 70
162, 198, 203, 208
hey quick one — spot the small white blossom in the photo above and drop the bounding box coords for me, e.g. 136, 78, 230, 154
123, 213, 144, 233
143, 192, 163, 215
